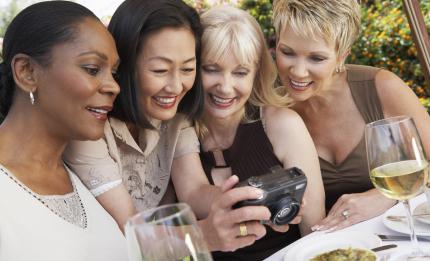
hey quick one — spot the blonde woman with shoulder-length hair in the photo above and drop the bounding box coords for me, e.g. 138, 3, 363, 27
195, 4, 291, 137
273, 0, 430, 231
197, 5, 325, 260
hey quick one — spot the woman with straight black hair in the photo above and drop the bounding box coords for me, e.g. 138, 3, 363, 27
64, 0, 272, 252
0, 1, 126, 260
108, 0, 204, 128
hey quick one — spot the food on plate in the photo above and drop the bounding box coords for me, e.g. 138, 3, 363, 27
309, 247, 377, 261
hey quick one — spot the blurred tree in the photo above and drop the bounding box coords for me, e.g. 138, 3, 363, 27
0, 0, 19, 38
0, 0, 78, 38
0, 0, 77, 59
239, 0, 274, 42
349, 0, 430, 100
184, 0, 210, 13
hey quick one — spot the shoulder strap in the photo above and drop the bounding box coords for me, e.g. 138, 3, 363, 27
346, 64, 385, 123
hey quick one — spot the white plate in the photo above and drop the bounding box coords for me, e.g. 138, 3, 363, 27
388, 250, 430, 261
383, 205, 430, 236
413, 202, 430, 225
283, 231, 381, 261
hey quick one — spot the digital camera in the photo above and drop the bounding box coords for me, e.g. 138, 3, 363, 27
233, 166, 307, 226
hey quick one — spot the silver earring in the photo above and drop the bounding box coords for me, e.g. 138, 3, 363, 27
29, 91, 35, 105
335, 67, 340, 73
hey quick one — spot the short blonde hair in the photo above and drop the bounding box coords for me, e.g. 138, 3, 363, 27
273, 0, 361, 56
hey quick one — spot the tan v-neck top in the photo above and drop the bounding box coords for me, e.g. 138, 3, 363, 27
321, 64, 384, 210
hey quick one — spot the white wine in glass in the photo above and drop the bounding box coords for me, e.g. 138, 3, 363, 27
370, 160, 428, 200
365, 116, 430, 259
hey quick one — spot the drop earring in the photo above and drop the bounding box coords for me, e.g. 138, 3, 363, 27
335, 64, 345, 73
29, 91, 35, 105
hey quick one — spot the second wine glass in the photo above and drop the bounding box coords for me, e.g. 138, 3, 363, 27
365, 115, 430, 259
125, 203, 213, 261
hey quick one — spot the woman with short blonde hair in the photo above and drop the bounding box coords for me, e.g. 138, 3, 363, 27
273, 0, 361, 58
273, 0, 430, 231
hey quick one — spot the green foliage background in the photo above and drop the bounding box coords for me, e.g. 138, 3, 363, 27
0, 0, 18, 37
240, 0, 274, 40
351, 0, 430, 101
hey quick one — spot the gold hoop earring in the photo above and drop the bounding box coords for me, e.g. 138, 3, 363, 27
29, 91, 35, 105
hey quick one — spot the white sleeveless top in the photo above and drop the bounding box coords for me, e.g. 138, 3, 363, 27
0, 165, 127, 261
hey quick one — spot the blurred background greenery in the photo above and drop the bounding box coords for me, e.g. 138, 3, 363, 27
1, 0, 429, 110
354, 0, 430, 109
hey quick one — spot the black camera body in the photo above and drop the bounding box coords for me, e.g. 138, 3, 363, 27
234, 166, 307, 226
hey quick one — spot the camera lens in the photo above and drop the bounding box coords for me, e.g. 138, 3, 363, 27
271, 198, 300, 225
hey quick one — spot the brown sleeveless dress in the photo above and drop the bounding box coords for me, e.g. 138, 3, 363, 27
321, 64, 384, 210
200, 120, 301, 261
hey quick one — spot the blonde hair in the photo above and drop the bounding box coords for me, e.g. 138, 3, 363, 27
273, 0, 361, 57
196, 5, 292, 138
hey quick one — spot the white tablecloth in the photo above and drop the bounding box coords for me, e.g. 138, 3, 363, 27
265, 194, 430, 261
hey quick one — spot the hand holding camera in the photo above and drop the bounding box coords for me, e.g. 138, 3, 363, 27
233, 166, 307, 226
200, 175, 271, 252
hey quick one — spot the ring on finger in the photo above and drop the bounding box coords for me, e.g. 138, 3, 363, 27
341, 210, 350, 220
239, 222, 248, 237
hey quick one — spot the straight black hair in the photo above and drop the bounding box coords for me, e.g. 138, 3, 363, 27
0, 1, 98, 119
108, 0, 204, 129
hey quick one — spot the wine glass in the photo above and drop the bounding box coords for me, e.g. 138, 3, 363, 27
365, 115, 430, 259
125, 203, 213, 261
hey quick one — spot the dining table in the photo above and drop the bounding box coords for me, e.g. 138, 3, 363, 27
265, 193, 430, 261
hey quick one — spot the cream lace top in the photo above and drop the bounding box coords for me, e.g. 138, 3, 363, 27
1, 165, 87, 228
39, 190, 86, 228
0, 164, 127, 261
